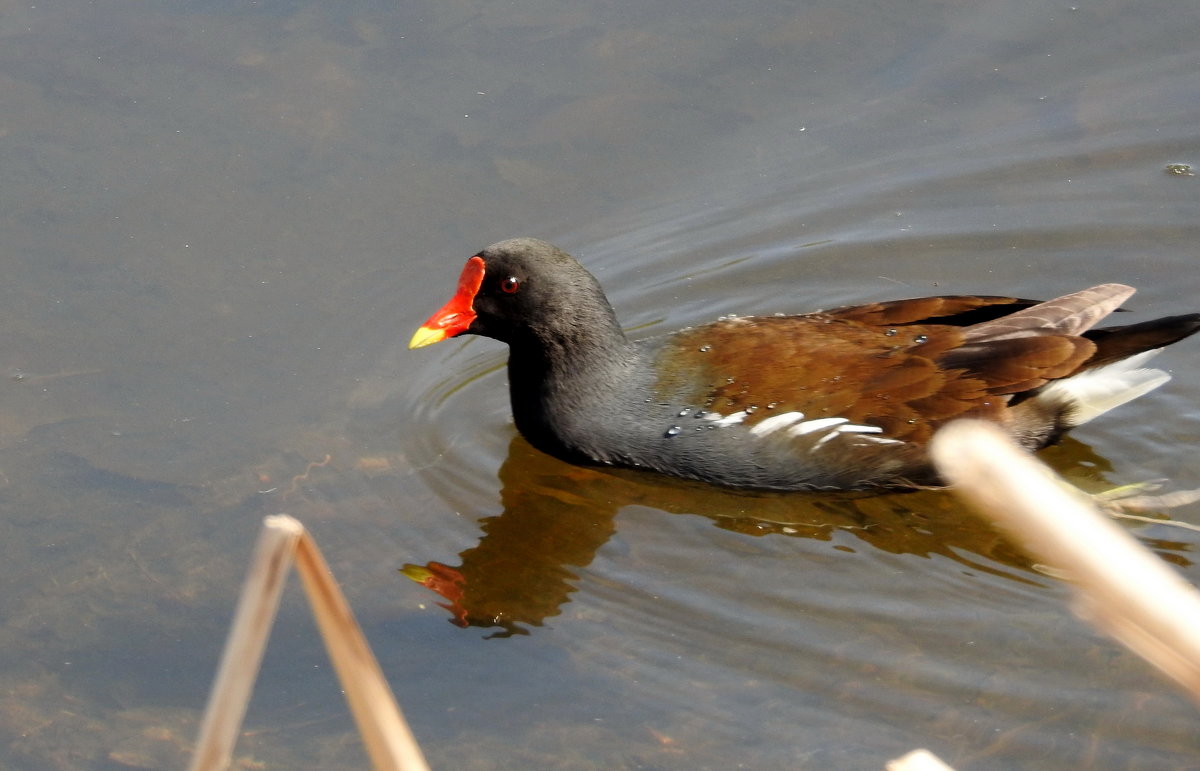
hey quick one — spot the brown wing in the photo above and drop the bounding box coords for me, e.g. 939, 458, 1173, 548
653, 304, 1095, 446
822, 295, 1035, 327
964, 284, 1133, 340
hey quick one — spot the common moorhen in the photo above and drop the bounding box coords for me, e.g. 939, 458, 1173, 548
410, 238, 1199, 490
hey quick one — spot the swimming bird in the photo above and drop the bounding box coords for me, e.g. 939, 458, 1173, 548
410, 238, 1199, 491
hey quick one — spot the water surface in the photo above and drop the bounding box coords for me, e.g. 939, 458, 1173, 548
2, 0, 1199, 767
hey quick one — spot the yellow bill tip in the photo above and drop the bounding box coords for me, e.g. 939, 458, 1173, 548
399, 564, 433, 582
408, 325, 447, 349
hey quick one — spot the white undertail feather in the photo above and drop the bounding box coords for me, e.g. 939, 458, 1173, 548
1035, 349, 1171, 427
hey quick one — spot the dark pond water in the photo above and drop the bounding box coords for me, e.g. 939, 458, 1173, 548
2, 0, 1200, 767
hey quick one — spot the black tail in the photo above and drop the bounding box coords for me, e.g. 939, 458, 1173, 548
1083, 313, 1200, 369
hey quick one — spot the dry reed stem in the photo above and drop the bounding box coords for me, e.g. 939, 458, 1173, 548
886, 748, 956, 771
189, 515, 429, 771
931, 419, 1200, 703
188, 515, 303, 771
293, 528, 430, 771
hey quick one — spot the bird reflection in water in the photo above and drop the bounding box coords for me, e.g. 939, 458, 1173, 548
401, 434, 1193, 636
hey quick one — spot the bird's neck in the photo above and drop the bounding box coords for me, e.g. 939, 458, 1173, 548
504, 310, 642, 461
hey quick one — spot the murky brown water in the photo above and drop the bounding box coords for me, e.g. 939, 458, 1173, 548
2, 0, 1199, 767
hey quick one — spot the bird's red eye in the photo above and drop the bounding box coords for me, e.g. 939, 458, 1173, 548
501, 276, 520, 294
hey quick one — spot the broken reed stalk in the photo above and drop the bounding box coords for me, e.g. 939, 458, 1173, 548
931, 419, 1200, 703
292, 524, 429, 771
886, 749, 956, 771
188, 515, 302, 771
188, 515, 429, 771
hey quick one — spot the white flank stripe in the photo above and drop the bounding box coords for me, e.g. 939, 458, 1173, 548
834, 424, 883, 434
707, 410, 748, 427
716, 408, 901, 446
788, 417, 848, 436
859, 435, 905, 445
810, 432, 842, 450
749, 411, 806, 436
